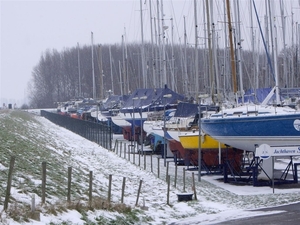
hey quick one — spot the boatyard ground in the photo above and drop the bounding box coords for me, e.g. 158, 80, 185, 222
1, 109, 300, 225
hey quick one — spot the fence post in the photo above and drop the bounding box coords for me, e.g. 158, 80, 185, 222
135, 180, 143, 206
108, 174, 112, 203
192, 172, 197, 200
121, 177, 126, 203
183, 167, 186, 192
67, 167, 72, 202
144, 152, 146, 170
41, 162, 46, 204
128, 145, 130, 162
166, 161, 169, 182
138, 150, 141, 166
157, 158, 160, 178
174, 161, 178, 188
167, 175, 170, 205
151, 154, 153, 173
89, 171, 93, 205
113, 139, 118, 152
116, 141, 119, 155
124, 143, 126, 159
119, 142, 123, 157
4, 156, 15, 211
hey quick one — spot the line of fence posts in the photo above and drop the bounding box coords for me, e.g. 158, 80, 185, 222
3, 141, 198, 214
112, 140, 198, 203
3, 157, 145, 215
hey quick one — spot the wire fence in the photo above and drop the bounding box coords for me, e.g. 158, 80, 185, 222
41, 110, 112, 149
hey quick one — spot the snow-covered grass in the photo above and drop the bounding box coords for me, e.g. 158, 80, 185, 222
0, 109, 300, 225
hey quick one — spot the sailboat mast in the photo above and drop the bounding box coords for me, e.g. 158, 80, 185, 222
280, 0, 288, 87
226, 0, 238, 98
171, 17, 176, 91
233, 0, 244, 104
156, 0, 162, 87
210, 0, 220, 103
77, 42, 81, 97
149, 0, 156, 88
119, 60, 123, 95
183, 16, 189, 96
161, 0, 167, 86
205, 0, 214, 102
268, 0, 280, 104
109, 46, 114, 94
194, 0, 199, 96
91, 32, 96, 99
140, 0, 147, 88
98, 44, 104, 100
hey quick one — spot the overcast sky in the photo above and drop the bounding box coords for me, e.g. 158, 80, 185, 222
1, 0, 299, 104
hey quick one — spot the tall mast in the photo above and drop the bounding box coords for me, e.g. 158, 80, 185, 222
280, 0, 288, 87
149, 0, 156, 88
161, 0, 167, 86
156, 0, 162, 87
77, 42, 81, 97
183, 16, 189, 96
97, 44, 104, 100
211, 0, 220, 102
109, 46, 114, 94
122, 35, 127, 93
194, 0, 199, 96
268, 0, 280, 104
91, 32, 96, 99
205, 0, 214, 102
118, 60, 123, 95
226, 0, 237, 96
140, 0, 147, 88
233, 0, 244, 103
171, 17, 176, 91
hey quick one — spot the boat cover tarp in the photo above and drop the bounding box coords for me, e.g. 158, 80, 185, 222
241, 88, 274, 103
100, 95, 129, 111
242, 87, 300, 104
120, 86, 185, 113
174, 102, 219, 117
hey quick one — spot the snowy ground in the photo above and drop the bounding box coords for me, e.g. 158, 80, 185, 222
2, 109, 300, 225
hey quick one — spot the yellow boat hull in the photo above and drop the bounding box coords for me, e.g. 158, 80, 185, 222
179, 133, 226, 149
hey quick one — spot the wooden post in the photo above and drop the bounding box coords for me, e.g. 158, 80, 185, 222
192, 172, 197, 200
133, 148, 136, 165
4, 156, 15, 211
157, 158, 160, 178
41, 161, 46, 204
183, 167, 186, 192
138, 150, 141, 166
31, 194, 35, 212
128, 145, 130, 162
124, 144, 126, 159
119, 142, 122, 157
121, 177, 126, 203
113, 139, 118, 152
174, 161, 178, 188
89, 171, 93, 204
167, 175, 170, 205
135, 180, 143, 206
108, 174, 112, 203
116, 141, 119, 155
67, 167, 72, 202
166, 161, 169, 182
144, 152, 146, 170
151, 154, 153, 173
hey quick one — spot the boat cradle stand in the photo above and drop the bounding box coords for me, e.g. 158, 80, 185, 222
224, 153, 300, 187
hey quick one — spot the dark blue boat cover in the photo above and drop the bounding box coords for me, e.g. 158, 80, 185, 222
120, 86, 185, 113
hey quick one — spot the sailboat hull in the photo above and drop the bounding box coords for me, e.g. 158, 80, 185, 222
201, 112, 300, 152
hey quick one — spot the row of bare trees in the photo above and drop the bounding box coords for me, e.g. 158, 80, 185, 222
28, 42, 299, 108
